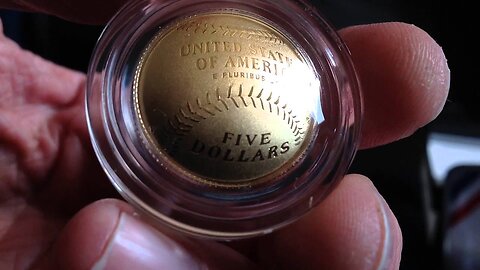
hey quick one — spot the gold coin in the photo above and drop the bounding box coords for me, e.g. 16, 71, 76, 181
134, 12, 319, 187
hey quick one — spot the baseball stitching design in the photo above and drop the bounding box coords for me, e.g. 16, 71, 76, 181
168, 84, 306, 148
177, 21, 284, 45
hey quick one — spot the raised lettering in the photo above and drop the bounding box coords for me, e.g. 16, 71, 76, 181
238, 150, 249, 162
260, 133, 271, 145
251, 57, 260, 70
180, 45, 191, 56
208, 146, 221, 158
246, 134, 257, 145
263, 60, 271, 73
223, 132, 234, 143
235, 134, 242, 146
225, 56, 236, 68
280, 142, 290, 154
251, 149, 265, 161
191, 139, 205, 154
193, 43, 205, 55
237, 56, 249, 68
268, 146, 278, 158
196, 58, 208, 70
223, 149, 235, 161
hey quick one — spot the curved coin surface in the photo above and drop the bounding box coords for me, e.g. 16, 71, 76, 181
134, 12, 320, 186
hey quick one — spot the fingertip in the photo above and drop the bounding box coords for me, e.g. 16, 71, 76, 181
384, 201, 403, 270
49, 199, 255, 270
340, 22, 450, 148
53, 199, 134, 270
258, 174, 403, 270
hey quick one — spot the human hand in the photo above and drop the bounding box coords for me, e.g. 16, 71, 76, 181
0, 1, 450, 269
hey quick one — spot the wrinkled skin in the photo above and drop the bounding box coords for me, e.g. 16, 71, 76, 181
0, 2, 450, 269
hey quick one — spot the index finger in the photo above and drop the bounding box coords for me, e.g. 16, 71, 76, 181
340, 22, 450, 149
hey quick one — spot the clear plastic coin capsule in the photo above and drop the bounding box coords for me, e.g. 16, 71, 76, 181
86, 0, 362, 239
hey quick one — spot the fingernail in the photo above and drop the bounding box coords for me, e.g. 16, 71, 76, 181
92, 212, 203, 270
373, 189, 402, 270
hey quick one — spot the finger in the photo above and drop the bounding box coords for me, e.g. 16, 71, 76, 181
0, 22, 115, 212
257, 175, 402, 270
35, 199, 257, 270
0, 0, 128, 24
339, 22, 450, 149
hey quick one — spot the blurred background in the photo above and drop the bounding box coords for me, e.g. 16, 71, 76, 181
0, 0, 477, 269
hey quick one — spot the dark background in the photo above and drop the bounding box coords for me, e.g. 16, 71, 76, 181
0, 0, 477, 269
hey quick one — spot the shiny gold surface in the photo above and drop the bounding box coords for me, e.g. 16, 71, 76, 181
134, 12, 318, 186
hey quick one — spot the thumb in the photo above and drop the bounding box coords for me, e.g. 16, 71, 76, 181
34, 199, 256, 270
